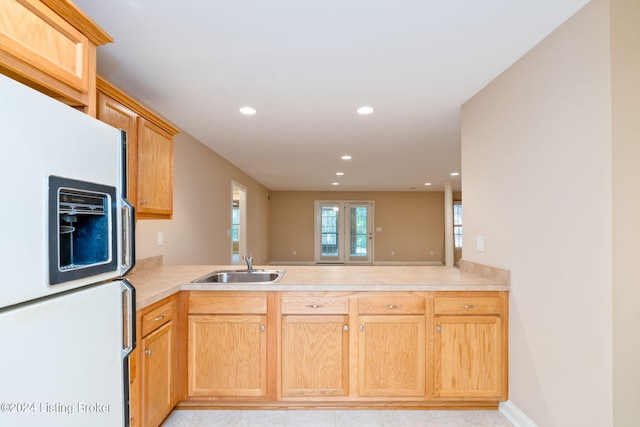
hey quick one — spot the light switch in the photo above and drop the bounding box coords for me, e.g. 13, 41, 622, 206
476, 236, 484, 252
157, 232, 164, 246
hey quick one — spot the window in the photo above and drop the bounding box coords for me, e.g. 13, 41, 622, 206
453, 201, 462, 248
232, 201, 240, 242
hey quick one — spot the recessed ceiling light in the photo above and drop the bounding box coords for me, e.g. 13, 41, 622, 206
341, 155, 352, 160
336, 172, 344, 176
332, 182, 339, 186
239, 106, 256, 115
357, 106, 374, 115
450, 172, 460, 176
424, 182, 432, 186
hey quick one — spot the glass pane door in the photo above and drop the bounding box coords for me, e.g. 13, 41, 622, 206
346, 203, 372, 263
321, 205, 340, 259
315, 201, 373, 264
315, 203, 342, 263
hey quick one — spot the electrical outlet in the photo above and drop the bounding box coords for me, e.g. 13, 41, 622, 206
476, 236, 484, 252
157, 232, 164, 246
292, 250, 297, 256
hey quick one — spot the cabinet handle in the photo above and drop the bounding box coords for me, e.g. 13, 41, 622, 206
141, 199, 147, 205
305, 304, 324, 309
436, 326, 441, 332
359, 325, 364, 332
385, 304, 401, 309
460, 304, 478, 309
343, 325, 349, 332
145, 349, 152, 355
260, 325, 266, 332
153, 313, 166, 322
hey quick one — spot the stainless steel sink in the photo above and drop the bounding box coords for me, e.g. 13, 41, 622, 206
192, 269, 285, 284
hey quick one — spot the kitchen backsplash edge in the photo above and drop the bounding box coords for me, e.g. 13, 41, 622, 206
131, 255, 164, 273
459, 259, 510, 285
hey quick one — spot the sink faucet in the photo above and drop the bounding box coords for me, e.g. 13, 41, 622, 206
242, 251, 254, 272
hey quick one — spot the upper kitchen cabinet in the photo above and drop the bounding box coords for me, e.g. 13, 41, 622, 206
97, 77, 180, 219
0, 0, 112, 115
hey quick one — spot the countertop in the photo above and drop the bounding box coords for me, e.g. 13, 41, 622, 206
126, 264, 510, 310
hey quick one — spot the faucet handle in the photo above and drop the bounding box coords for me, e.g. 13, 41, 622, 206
242, 251, 254, 271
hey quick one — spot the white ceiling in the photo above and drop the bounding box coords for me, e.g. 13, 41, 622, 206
75, 0, 589, 192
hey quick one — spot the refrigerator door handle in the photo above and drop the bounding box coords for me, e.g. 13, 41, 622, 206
120, 279, 136, 427
121, 279, 136, 355
121, 199, 136, 274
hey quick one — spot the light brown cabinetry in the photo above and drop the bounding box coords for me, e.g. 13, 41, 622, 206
128, 344, 140, 427
187, 292, 269, 397
138, 296, 180, 427
97, 77, 179, 219
136, 118, 174, 217
0, 0, 111, 114
357, 293, 426, 398
431, 292, 508, 400
175, 289, 507, 410
280, 294, 350, 398
142, 323, 173, 426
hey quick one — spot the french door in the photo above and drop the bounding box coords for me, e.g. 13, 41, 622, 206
314, 201, 373, 264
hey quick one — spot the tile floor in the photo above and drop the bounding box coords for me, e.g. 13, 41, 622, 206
161, 409, 514, 426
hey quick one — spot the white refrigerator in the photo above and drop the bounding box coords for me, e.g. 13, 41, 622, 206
0, 74, 135, 427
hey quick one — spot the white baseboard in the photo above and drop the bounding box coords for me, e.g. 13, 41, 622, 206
499, 401, 538, 427
268, 261, 315, 266
269, 261, 445, 266
373, 261, 444, 266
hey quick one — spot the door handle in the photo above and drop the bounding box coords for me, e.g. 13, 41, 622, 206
121, 199, 135, 273
120, 280, 136, 356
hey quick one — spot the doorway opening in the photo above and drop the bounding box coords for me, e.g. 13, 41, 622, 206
231, 182, 247, 265
314, 200, 374, 264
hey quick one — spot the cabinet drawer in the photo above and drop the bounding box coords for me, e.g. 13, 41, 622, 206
358, 294, 425, 315
188, 292, 267, 314
434, 296, 502, 315
281, 294, 349, 314
141, 298, 176, 337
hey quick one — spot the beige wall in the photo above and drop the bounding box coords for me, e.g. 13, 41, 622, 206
270, 191, 445, 264
611, 0, 640, 424
461, 0, 618, 425
135, 131, 271, 265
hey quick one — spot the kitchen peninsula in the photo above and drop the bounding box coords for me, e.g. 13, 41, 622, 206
125, 260, 509, 427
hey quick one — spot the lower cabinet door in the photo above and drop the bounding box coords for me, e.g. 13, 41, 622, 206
281, 315, 349, 397
188, 315, 267, 397
142, 322, 173, 427
358, 315, 426, 397
433, 316, 503, 399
